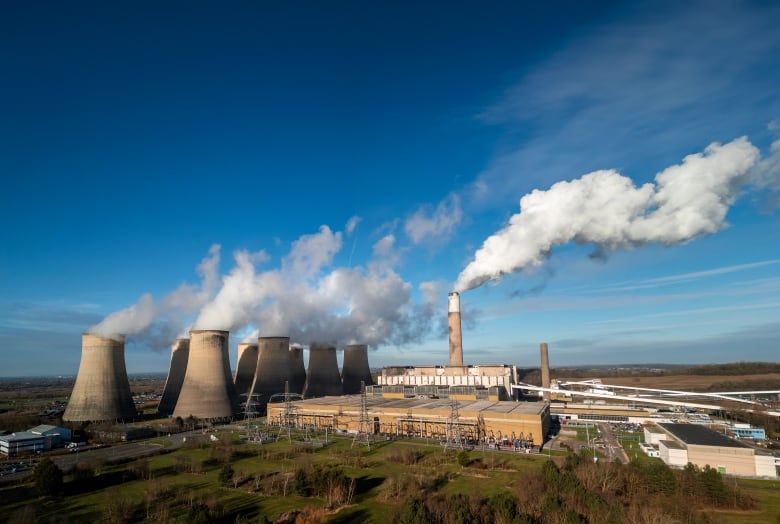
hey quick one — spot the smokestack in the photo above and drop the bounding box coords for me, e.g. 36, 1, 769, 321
250, 336, 293, 409
448, 292, 463, 367
303, 343, 343, 397
157, 338, 189, 416
540, 342, 550, 401
288, 345, 307, 395
63, 333, 136, 422
173, 330, 239, 420
341, 344, 373, 394
233, 342, 258, 397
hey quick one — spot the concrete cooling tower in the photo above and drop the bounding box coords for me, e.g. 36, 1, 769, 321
63, 333, 136, 422
233, 342, 258, 397
250, 336, 293, 407
157, 338, 190, 416
288, 345, 307, 394
303, 343, 344, 398
341, 344, 373, 394
173, 330, 239, 420
448, 292, 464, 366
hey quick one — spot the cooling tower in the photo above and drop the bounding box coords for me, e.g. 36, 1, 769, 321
448, 292, 464, 366
341, 344, 373, 394
63, 333, 136, 422
173, 330, 239, 420
157, 338, 189, 416
540, 342, 550, 401
288, 344, 307, 394
249, 336, 293, 407
233, 342, 258, 397
303, 343, 344, 397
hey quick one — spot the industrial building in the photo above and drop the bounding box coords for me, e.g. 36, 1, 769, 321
374, 366, 517, 400
652, 423, 776, 477
267, 395, 550, 445
0, 425, 71, 456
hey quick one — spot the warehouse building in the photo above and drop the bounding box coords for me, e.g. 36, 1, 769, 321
655, 423, 776, 477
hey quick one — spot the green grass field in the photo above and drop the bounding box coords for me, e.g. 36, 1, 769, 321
2, 433, 778, 523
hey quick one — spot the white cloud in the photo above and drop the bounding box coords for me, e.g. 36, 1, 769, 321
404, 193, 462, 245
345, 215, 361, 235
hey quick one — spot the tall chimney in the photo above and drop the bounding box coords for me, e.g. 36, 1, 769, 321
173, 330, 239, 420
448, 292, 463, 367
233, 342, 258, 398
63, 333, 136, 422
158, 338, 189, 416
540, 342, 550, 401
303, 343, 344, 397
341, 343, 373, 394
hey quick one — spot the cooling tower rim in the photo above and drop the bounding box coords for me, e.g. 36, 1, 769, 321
237, 342, 258, 347
82, 331, 126, 342
258, 335, 290, 340
190, 329, 230, 335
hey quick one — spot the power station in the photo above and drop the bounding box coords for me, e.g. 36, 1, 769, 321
341, 344, 374, 394
64, 291, 546, 431
288, 344, 307, 394
303, 343, 344, 397
250, 336, 294, 411
173, 330, 239, 420
233, 342, 258, 398
63, 333, 137, 422
157, 338, 189, 416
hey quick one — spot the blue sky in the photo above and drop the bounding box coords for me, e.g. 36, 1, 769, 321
1, 1, 779, 376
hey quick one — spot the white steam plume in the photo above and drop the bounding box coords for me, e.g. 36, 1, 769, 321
88, 244, 221, 343
192, 225, 442, 348
455, 137, 761, 292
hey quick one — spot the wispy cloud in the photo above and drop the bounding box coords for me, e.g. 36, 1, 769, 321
602, 259, 780, 292
471, 1, 780, 207
404, 193, 462, 245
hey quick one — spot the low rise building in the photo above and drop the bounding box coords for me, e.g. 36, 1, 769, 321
656, 423, 776, 477
0, 432, 45, 456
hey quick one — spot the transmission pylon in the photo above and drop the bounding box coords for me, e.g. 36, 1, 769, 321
352, 381, 372, 449
276, 381, 295, 443
444, 398, 464, 451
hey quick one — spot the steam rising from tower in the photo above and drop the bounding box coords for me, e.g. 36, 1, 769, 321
158, 338, 189, 416
303, 343, 344, 397
63, 334, 136, 422
455, 138, 761, 291
173, 330, 239, 419
341, 344, 373, 394
448, 292, 463, 367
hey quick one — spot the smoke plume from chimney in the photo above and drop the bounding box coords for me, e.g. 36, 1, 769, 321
455, 137, 762, 292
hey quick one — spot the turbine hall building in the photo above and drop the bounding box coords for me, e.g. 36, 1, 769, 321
267, 396, 550, 445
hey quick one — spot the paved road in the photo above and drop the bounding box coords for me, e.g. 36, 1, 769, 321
596, 423, 629, 463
